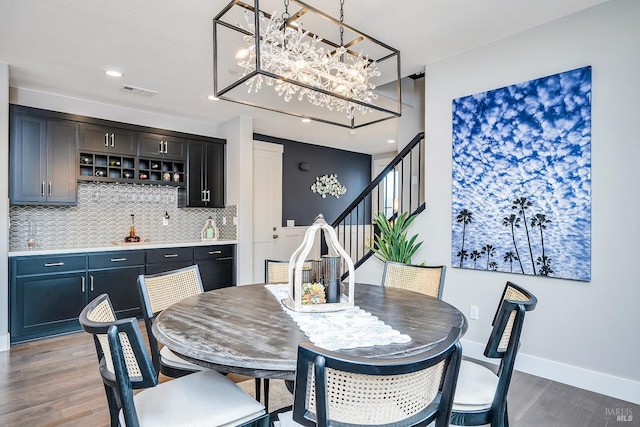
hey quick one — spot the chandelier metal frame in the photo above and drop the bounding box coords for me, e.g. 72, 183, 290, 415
213, 0, 402, 129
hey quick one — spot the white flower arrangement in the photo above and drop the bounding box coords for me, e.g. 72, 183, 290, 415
311, 174, 347, 198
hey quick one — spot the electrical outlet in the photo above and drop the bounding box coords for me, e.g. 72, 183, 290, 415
470, 305, 479, 320
162, 218, 169, 226
222, 217, 227, 225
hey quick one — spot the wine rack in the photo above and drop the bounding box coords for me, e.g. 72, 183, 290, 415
79, 153, 184, 186
137, 158, 185, 185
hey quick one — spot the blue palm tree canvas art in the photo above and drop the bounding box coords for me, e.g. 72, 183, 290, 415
451, 66, 591, 281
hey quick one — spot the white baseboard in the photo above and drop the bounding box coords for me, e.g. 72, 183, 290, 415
0, 332, 9, 352
461, 338, 640, 405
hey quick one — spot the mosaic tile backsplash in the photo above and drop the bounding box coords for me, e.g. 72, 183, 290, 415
9, 182, 237, 250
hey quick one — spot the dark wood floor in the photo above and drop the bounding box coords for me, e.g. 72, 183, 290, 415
0, 328, 637, 426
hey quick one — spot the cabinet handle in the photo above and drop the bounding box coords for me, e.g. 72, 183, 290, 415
110, 257, 127, 262
206, 190, 211, 202
104, 132, 109, 147
48, 182, 52, 197
44, 262, 65, 267
110, 133, 115, 147
164, 140, 168, 153
41, 181, 45, 197
90, 275, 94, 292
202, 190, 207, 202
81, 276, 85, 293
159, 141, 163, 154
208, 250, 222, 255
163, 254, 179, 258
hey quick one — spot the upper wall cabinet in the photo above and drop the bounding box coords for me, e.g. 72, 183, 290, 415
10, 113, 78, 205
79, 123, 137, 156
138, 132, 186, 161
179, 140, 225, 208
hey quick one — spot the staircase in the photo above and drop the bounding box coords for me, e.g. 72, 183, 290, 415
326, 132, 426, 272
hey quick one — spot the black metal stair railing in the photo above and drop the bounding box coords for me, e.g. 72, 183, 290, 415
326, 132, 426, 274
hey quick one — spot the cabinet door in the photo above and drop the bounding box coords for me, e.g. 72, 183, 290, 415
139, 133, 186, 160
89, 266, 145, 318
11, 273, 86, 342
10, 114, 47, 204
79, 123, 137, 155
47, 119, 77, 204
206, 142, 225, 208
79, 123, 111, 153
182, 140, 207, 207
197, 257, 235, 291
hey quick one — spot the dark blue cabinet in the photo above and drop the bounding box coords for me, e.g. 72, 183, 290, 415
10, 245, 236, 343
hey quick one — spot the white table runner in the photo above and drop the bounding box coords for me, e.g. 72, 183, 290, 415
265, 284, 411, 351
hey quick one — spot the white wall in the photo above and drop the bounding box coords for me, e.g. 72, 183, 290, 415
0, 64, 10, 351
219, 116, 255, 285
418, 0, 639, 403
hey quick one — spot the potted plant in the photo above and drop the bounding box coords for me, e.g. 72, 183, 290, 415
371, 212, 423, 264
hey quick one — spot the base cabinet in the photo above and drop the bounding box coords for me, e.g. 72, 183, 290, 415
195, 245, 236, 291
10, 245, 236, 343
10, 255, 87, 343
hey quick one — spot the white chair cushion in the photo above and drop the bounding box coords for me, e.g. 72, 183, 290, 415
452, 360, 499, 412
120, 370, 265, 426
160, 346, 206, 371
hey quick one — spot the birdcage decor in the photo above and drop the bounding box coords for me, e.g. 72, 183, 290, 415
282, 214, 355, 312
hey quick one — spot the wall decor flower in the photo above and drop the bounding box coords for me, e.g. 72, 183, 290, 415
311, 174, 347, 198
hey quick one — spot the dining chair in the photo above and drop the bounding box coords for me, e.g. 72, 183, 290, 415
450, 281, 538, 427
274, 326, 462, 427
263, 259, 313, 401
80, 293, 269, 427
265, 259, 313, 284
381, 260, 447, 299
138, 265, 264, 404
137, 265, 207, 378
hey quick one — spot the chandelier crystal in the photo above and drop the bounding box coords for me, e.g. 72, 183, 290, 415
213, 0, 401, 129
237, 10, 380, 119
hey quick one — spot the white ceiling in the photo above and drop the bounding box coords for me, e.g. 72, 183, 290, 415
0, 0, 609, 154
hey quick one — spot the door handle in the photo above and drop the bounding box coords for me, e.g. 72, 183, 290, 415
104, 132, 109, 147
90, 275, 94, 292
164, 140, 168, 154
159, 141, 163, 154
48, 182, 52, 197
81, 276, 85, 293
273, 234, 279, 239
202, 190, 207, 202
41, 181, 45, 197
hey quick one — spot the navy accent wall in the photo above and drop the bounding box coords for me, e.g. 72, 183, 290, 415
254, 134, 371, 227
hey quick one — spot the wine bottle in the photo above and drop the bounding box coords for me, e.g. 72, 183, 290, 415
125, 214, 141, 243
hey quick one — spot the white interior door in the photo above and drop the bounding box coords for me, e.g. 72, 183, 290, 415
253, 141, 284, 283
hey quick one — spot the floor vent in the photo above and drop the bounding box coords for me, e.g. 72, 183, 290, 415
120, 85, 157, 97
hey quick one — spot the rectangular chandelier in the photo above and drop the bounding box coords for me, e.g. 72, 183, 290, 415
213, 0, 402, 129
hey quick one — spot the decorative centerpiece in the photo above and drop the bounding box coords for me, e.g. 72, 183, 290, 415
283, 214, 355, 312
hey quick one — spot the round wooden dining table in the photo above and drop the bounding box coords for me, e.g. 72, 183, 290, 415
152, 283, 467, 381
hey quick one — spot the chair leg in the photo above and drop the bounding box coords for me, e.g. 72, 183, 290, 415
264, 379, 270, 412
255, 378, 261, 402
104, 384, 120, 427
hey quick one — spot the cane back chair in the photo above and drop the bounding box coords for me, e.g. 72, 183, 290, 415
382, 260, 447, 299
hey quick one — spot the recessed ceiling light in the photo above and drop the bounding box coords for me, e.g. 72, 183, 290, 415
105, 70, 123, 78
301, 118, 311, 123
387, 139, 396, 144
208, 95, 219, 101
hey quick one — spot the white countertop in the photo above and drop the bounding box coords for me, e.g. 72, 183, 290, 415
9, 240, 237, 257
